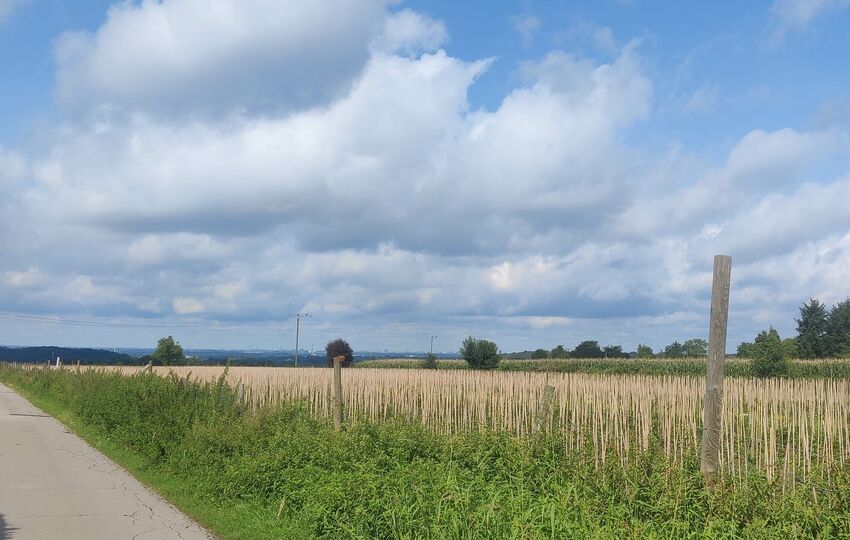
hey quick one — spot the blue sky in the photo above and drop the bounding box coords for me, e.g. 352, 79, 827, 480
1, 0, 850, 353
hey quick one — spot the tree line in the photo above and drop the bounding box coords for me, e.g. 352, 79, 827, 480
737, 298, 850, 359
504, 338, 709, 360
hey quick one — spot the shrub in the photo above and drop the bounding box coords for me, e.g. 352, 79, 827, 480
326, 338, 354, 367
421, 353, 438, 369
751, 327, 790, 377
459, 337, 500, 370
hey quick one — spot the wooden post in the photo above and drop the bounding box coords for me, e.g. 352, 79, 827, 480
237, 383, 245, 404
332, 355, 344, 431
700, 254, 732, 486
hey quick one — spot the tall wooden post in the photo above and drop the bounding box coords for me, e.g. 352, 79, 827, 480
700, 254, 732, 486
332, 355, 344, 431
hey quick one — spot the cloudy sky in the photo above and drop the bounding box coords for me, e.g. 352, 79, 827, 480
1, 0, 850, 353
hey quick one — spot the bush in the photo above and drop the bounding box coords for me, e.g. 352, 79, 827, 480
421, 353, 438, 369
751, 327, 790, 377
326, 338, 353, 367
459, 337, 500, 370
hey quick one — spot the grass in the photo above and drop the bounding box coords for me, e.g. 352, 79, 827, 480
2, 364, 850, 539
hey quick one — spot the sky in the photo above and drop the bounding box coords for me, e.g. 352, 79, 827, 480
1, 0, 850, 353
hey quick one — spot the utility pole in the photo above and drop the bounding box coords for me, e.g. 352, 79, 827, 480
430, 335, 437, 355
291, 313, 310, 367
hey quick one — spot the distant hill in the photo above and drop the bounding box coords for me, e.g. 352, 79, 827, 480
0, 346, 137, 365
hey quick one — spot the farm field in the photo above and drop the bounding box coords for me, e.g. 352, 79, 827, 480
357, 356, 850, 378
4, 363, 850, 538
54, 364, 850, 485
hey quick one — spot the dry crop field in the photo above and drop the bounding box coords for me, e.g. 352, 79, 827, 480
97, 365, 850, 487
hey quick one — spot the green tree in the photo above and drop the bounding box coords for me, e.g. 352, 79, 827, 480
782, 338, 798, 359
683, 338, 708, 357
751, 327, 790, 377
603, 345, 627, 358
459, 337, 500, 369
153, 336, 185, 366
532, 348, 549, 359
325, 338, 354, 367
550, 345, 568, 359
662, 341, 685, 358
796, 298, 831, 358
737, 341, 756, 358
572, 340, 603, 358
828, 299, 850, 357
636, 344, 654, 358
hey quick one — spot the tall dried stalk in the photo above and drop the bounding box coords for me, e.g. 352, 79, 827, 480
85, 365, 850, 485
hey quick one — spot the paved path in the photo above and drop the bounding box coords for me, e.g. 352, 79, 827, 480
0, 383, 215, 539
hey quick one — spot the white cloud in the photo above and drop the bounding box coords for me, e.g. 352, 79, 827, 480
54, 0, 391, 116
172, 297, 205, 314
371, 9, 447, 57
3, 268, 41, 288
767, 0, 850, 41
127, 234, 232, 267
6, 0, 850, 352
0, 0, 24, 24
513, 13, 541, 48
684, 86, 719, 113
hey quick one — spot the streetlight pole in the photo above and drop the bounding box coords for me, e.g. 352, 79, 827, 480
291, 313, 310, 367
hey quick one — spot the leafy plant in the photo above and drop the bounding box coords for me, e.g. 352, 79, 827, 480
421, 352, 438, 369
573, 340, 603, 358
325, 338, 353, 367
751, 327, 790, 377
153, 336, 185, 366
459, 336, 500, 369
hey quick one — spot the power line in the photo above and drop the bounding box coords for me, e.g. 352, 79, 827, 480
0, 311, 230, 329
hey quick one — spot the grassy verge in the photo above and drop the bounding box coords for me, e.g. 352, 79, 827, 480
356, 357, 850, 378
2, 364, 849, 539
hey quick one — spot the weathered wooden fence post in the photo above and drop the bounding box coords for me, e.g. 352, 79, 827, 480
700, 254, 732, 486
237, 383, 245, 405
333, 355, 344, 431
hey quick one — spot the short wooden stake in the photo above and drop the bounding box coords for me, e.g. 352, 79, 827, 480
333, 355, 344, 431
700, 254, 732, 487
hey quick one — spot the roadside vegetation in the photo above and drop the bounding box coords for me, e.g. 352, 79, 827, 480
1, 364, 849, 539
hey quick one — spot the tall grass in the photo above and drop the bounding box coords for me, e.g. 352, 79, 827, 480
73, 364, 850, 487
3, 364, 850, 538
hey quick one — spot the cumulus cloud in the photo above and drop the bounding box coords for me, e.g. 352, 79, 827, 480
173, 297, 205, 314
4, 0, 850, 351
371, 9, 448, 57
54, 0, 391, 116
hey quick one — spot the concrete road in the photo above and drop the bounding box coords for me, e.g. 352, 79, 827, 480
0, 383, 215, 539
